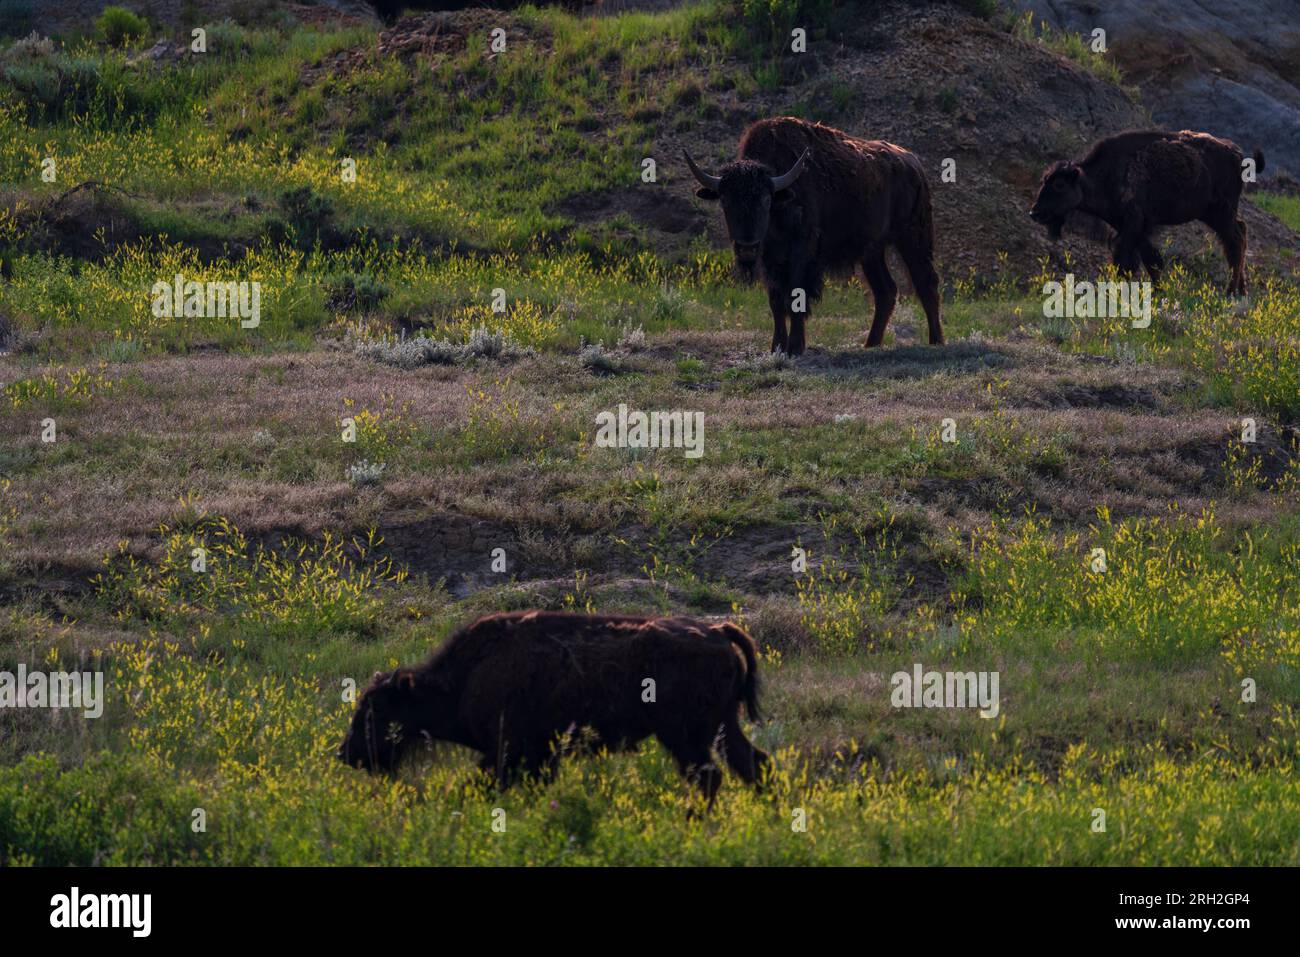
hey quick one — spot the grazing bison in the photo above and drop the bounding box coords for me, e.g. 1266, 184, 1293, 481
339, 611, 768, 804
685, 116, 943, 355
1031, 129, 1262, 295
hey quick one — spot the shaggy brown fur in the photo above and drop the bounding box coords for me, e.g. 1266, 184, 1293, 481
686, 116, 943, 354
338, 611, 768, 804
1031, 129, 1262, 294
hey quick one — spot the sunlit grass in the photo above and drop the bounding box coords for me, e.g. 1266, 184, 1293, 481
2, 639, 1295, 865
1251, 192, 1300, 233
92, 515, 407, 645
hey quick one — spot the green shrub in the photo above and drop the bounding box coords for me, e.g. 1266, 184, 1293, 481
329, 272, 391, 313
1, 50, 180, 128
737, 0, 835, 53
97, 5, 150, 48
278, 185, 337, 250
204, 18, 253, 60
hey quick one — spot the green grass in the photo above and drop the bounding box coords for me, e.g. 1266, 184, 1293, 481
2, 506, 1296, 865
1006, 10, 1129, 90
4, 741, 1296, 865
7, 240, 1298, 421
1251, 191, 1300, 233
0, 6, 760, 255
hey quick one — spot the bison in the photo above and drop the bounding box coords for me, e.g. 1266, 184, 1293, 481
685, 116, 944, 355
1030, 129, 1262, 295
339, 610, 768, 804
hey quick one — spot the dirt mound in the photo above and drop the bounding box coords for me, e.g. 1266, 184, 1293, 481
2, 181, 256, 263
555, 185, 708, 238
2, 182, 160, 262
1175, 423, 1300, 490
300, 7, 561, 94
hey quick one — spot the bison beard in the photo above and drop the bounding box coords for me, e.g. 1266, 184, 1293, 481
338, 611, 768, 806
686, 116, 944, 354
1031, 129, 1260, 295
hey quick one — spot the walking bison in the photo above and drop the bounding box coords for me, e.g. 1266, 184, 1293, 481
685, 116, 944, 355
338, 611, 768, 804
1030, 129, 1262, 295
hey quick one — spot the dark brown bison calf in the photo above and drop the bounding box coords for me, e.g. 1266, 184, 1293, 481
1031, 129, 1262, 295
339, 611, 768, 804
686, 116, 943, 355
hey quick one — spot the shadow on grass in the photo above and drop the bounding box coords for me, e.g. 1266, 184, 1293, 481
797, 339, 1014, 380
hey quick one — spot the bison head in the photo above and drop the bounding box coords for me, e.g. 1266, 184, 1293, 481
684, 149, 809, 277
1030, 162, 1085, 241
338, 669, 421, 773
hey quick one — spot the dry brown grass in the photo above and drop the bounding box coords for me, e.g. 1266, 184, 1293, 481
3, 326, 1294, 618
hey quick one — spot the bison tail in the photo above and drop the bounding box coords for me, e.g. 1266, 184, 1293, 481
914, 175, 937, 257
1254, 149, 1266, 174
717, 623, 762, 723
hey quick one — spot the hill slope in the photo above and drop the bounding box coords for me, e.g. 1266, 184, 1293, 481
13, 0, 1294, 282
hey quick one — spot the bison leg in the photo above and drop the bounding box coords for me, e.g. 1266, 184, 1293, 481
479, 731, 531, 788
1217, 217, 1248, 296
1111, 228, 1144, 279
898, 244, 944, 345
785, 244, 818, 356
519, 737, 563, 783
766, 287, 789, 354
659, 729, 723, 809
788, 312, 807, 356
1137, 238, 1164, 288
1205, 208, 1249, 295
675, 750, 723, 809
861, 254, 897, 348
718, 713, 769, 790
1234, 218, 1249, 296
477, 749, 509, 786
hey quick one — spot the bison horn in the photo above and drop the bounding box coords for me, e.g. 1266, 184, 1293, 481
683, 150, 721, 190
770, 149, 810, 191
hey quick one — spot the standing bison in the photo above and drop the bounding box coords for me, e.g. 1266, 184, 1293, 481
339, 611, 768, 804
685, 116, 944, 355
1030, 129, 1262, 294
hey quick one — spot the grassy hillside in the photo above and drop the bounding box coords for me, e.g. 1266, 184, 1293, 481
0, 1, 1298, 865
1253, 190, 1300, 233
